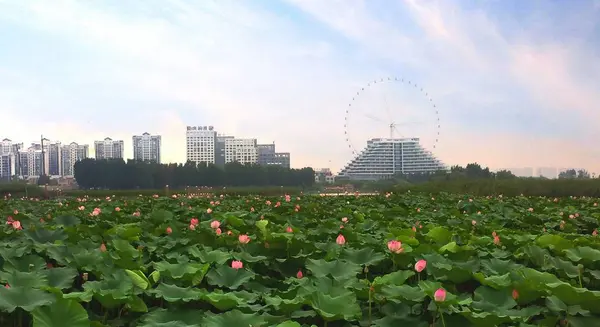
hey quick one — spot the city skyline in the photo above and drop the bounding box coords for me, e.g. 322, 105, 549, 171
1, 2, 600, 173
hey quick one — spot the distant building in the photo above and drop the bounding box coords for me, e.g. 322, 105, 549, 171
186, 126, 217, 164
338, 138, 446, 181
47, 142, 62, 176
314, 168, 335, 183
132, 132, 161, 163
225, 138, 258, 165
257, 143, 291, 169
61, 142, 89, 176
17, 145, 49, 178
94, 138, 124, 160
215, 135, 234, 167
0, 139, 22, 180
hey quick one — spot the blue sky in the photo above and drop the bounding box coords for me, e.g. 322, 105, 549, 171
1, 0, 600, 173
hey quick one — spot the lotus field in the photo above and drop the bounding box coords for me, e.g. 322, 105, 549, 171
1, 192, 600, 326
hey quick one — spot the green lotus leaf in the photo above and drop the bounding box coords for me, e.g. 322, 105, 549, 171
125, 269, 150, 290
379, 284, 426, 302
138, 308, 204, 327
305, 259, 361, 281
472, 286, 517, 312
43, 267, 78, 289
24, 228, 68, 244
202, 289, 258, 311
309, 292, 361, 322
256, 220, 269, 236
125, 295, 148, 313
149, 283, 205, 302
564, 246, 600, 265
53, 215, 81, 227
536, 234, 573, 251
187, 246, 230, 265
372, 270, 415, 288
426, 226, 452, 244
0, 270, 47, 288
31, 296, 89, 327
202, 309, 266, 327
275, 321, 302, 327
340, 247, 385, 266
231, 251, 268, 263
0, 286, 55, 312
206, 265, 255, 290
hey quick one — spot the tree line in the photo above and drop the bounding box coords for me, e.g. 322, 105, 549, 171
73, 159, 315, 189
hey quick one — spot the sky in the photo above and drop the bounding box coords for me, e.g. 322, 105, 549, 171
1, 0, 600, 174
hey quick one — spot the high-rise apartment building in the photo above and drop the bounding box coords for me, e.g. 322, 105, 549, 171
17, 145, 49, 178
257, 143, 291, 169
47, 141, 62, 176
0, 139, 20, 180
132, 132, 161, 163
94, 138, 124, 160
61, 142, 89, 176
186, 126, 217, 164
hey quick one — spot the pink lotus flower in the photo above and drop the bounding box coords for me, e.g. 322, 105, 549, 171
341, 217, 348, 223
12, 221, 22, 230
336, 234, 346, 245
415, 259, 427, 272
133, 211, 141, 217
512, 289, 519, 300
215, 228, 222, 235
13, 210, 18, 215
210, 220, 220, 229
100, 243, 107, 252
471, 220, 477, 226
296, 270, 303, 279
493, 235, 501, 245
593, 229, 598, 236
115, 207, 121, 212
190, 218, 199, 226
238, 234, 250, 244
231, 260, 243, 269
166, 227, 172, 234
189, 224, 196, 230
207, 208, 213, 214
434, 288, 446, 302
286, 226, 293, 233
387, 240, 403, 253
5, 284, 9, 289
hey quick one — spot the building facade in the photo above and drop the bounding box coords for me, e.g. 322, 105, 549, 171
132, 132, 161, 163
338, 138, 446, 180
61, 142, 89, 176
215, 135, 234, 167
17, 145, 49, 178
225, 138, 258, 165
257, 143, 291, 169
186, 126, 217, 164
94, 138, 124, 160
47, 142, 62, 176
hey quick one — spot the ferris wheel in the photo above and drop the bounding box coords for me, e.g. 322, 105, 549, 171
343, 77, 441, 157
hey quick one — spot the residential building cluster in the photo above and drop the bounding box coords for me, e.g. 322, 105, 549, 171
0, 133, 161, 181
186, 125, 291, 169
0, 126, 291, 181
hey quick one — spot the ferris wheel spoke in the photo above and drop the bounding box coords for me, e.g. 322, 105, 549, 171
361, 113, 387, 124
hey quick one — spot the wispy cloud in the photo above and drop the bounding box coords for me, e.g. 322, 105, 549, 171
0, 0, 599, 172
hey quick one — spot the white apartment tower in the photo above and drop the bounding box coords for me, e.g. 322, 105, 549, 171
61, 142, 89, 176
225, 138, 258, 165
94, 138, 124, 160
186, 126, 217, 164
17, 145, 49, 178
132, 132, 161, 163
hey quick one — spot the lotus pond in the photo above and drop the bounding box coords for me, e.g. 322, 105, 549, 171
1, 192, 600, 326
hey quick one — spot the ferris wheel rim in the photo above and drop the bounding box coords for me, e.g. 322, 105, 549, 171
343, 76, 441, 157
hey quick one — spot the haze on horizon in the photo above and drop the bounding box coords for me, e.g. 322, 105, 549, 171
1, 0, 599, 174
